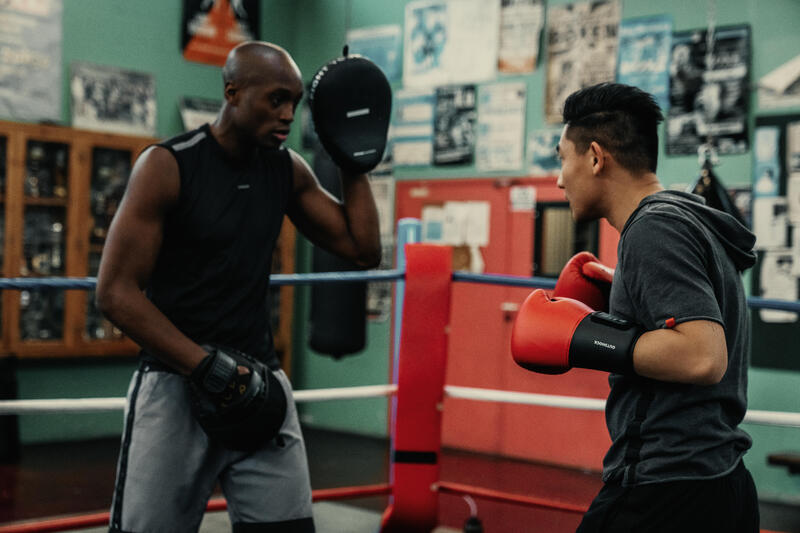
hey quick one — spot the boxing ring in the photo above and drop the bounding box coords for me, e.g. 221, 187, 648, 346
1, 219, 799, 533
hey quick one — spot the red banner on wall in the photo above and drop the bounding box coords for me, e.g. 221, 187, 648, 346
181, 0, 260, 66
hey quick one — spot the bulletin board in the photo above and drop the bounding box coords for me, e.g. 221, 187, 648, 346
750, 114, 800, 371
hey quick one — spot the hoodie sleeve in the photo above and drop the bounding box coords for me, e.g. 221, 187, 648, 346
617, 212, 724, 331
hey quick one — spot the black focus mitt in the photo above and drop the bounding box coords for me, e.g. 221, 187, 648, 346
308, 48, 392, 174
188, 345, 287, 452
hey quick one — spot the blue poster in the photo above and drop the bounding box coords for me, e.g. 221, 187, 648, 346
0, 0, 62, 122
616, 15, 672, 111
347, 25, 402, 82
392, 89, 435, 166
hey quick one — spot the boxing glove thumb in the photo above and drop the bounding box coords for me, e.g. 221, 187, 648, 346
553, 252, 614, 311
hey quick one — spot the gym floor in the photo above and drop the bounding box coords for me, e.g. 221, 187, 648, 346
1, 427, 798, 532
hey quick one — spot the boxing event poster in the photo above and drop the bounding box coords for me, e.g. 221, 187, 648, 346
527, 129, 562, 176
0, 0, 62, 122
666, 25, 751, 156
476, 82, 527, 171
392, 88, 435, 166
433, 85, 477, 166
544, 0, 621, 124
346, 25, 402, 83
403, 0, 499, 88
498, 0, 545, 74
616, 15, 673, 112
182, 0, 259, 67
70, 62, 156, 136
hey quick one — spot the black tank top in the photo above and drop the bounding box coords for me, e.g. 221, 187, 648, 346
148, 124, 292, 368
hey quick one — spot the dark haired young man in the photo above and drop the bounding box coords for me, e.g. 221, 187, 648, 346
511, 82, 759, 531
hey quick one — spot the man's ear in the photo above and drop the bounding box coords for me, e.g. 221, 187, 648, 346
589, 141, 606, 175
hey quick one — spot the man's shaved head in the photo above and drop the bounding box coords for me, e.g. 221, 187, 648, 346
222, 41, 300, 88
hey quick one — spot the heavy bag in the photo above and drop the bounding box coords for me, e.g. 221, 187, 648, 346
691, 163, 748, 226
308, 146, 367, 358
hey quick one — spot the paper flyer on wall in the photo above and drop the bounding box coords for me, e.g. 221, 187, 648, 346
758, 250, 798, 323
758, 55, 800, 110
752, 196, 789, 251
616, 15, 672, 112
498, 0, 545, 74
179, 97, 221, 131
0, 0, 62, 122
476, 82, 527, 171
527, 129, 562, 176
392, 89, 435, 166
365, 176, 396, 322
544, 0, 621, 124
403, 0, 500, 88
70, 62, 157, 136
433, 85, 477, 165
346, 25, 402, 82
666, 25, 750, 156
752, 126, 781, 198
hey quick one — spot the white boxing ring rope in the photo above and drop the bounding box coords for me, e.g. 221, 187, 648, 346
2, 384, 799, 429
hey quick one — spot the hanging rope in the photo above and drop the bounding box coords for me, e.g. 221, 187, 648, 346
698, 0, 719, 166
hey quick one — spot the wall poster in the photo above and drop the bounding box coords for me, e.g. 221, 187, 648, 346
182, 0, 259, 66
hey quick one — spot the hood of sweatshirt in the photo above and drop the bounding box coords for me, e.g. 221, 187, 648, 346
629, 190, 757, 272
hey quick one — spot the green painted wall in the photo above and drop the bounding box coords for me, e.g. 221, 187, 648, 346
5, 0, 800, 506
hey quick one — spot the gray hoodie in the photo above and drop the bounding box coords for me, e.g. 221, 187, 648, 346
604, 190, 756, 486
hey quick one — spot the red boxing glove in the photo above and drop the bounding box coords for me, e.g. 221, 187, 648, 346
553, 252, 614, 312
511, 289, 641, 375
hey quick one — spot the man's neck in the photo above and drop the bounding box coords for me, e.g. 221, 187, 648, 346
605, 172, 664, 232
210, 117, 256, 165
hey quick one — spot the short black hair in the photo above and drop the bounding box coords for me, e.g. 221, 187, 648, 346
562, 83, 664, 173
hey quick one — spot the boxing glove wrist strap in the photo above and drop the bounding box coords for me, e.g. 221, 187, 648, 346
569, 312, 643, 375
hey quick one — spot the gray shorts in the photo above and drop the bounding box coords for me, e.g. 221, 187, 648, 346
109, 362, 315, 533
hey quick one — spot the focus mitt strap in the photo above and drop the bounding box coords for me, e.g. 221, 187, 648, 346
188, 345, 287, 452
309, 47, 392, 174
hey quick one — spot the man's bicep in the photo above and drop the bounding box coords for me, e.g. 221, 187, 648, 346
99, 146, 178, 288
285, 150, 343, 247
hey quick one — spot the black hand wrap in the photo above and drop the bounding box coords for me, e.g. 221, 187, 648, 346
188, 345, 287, 452
308, 50, 392, 174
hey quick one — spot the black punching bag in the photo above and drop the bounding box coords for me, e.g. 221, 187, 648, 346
308, 146, 367, 358
690, 162, 748, 226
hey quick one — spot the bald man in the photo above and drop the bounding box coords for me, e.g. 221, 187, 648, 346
96, 41, 381, 532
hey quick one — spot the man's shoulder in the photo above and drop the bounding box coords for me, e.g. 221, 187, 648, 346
160, 126, 210, 152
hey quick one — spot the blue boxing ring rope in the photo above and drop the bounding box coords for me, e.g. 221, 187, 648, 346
0, 273, 797, 313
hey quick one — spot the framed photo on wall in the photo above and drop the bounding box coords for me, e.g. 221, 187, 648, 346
70, 62, 157, 136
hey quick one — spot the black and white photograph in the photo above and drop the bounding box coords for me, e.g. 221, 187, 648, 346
545, 0, 621, 124
433, 84, 477, 165
70, 62, 157, 136
179, 96, 221, 131
666, 25, 751, 155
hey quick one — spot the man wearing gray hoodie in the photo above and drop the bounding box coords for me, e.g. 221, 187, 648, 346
511, 82, 759, 532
